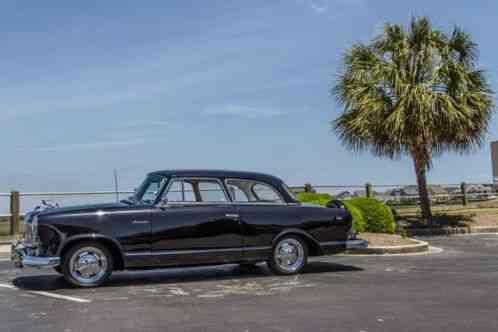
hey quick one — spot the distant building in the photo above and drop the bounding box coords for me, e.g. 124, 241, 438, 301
396, 185, 450, 202
466, 184, 493, 193
336, 191, 353, 199
400, 185, 419, 196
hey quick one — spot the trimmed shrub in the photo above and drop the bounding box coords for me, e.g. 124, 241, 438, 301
297, 193, 366, 234
347, 197, 396, 233
297, 193, 333, 206
343, 201, 366, 233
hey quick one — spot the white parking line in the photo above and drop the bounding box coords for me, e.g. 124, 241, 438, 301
0, 283, 91, 303
28, 290, 91, 303
0, 283, 16, 290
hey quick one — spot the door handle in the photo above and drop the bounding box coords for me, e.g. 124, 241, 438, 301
132, 220, 150, 224
225, 213, 239, 219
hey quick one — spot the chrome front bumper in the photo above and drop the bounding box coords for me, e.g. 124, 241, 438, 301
11, 241, 60, 269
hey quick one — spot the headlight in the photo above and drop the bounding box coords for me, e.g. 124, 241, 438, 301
24, 213, 40, 247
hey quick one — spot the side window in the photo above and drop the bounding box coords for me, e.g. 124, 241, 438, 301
141, 178, 166, 204
163, 178, 228, 203
164, 180, 196, 202
198, 180, 228, 202
252, 183, 283, 203
226, 179, 283, 203
227, 184, 249, 202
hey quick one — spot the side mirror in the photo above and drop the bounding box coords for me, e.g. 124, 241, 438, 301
156, 199, 168, 209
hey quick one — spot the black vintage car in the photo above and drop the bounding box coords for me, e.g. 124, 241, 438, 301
12, 170, 367, 287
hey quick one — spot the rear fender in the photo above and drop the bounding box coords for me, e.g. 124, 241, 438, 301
272, 228, 322, 255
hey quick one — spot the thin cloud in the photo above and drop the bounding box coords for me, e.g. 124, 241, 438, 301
117, 120, 169, 128
29, 137, 168, 152
310, 2, 328, 14
203, 105, 286, 118
299, 0, 365, 15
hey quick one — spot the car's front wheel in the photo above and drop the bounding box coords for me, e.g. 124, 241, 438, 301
268, 236, 308, 275
62, 241, 113, 287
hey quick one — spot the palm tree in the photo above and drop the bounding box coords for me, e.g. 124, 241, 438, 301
332, 17, 494, 221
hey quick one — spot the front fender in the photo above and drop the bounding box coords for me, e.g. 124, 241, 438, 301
57, 233, 124, 260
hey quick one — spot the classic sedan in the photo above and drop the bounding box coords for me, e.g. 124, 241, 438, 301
12, 170, 367, 287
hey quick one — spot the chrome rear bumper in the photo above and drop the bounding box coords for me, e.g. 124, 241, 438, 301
345, 239, 369, 249
319, 239, 369, 254
11, 241, 60, 269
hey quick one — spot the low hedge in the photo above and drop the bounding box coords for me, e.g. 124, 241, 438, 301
347, 197, 396, 233
296, 194, 394, 233
342, 201, 366, 233
297, 193, 334, 206
296, 193, 366, 233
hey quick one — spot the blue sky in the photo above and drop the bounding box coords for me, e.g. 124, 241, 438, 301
1, 0, 498, 192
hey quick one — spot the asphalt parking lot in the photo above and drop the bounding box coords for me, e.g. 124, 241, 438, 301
1, 234, 498, 332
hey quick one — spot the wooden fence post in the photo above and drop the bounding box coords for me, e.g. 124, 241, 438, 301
460, 182, 468, 206
10, 191, 20, 236
365, 183, 372, 198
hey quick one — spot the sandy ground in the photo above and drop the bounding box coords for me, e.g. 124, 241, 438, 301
359, 232, 417, 246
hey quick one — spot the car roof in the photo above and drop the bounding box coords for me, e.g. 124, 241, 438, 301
148, 169, 283, 184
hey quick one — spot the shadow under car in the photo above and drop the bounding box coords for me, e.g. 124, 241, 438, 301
12, 261, 364, 291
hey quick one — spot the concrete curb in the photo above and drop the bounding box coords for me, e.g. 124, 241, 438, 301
346, 238, 429, 255
406, 225, 498, 237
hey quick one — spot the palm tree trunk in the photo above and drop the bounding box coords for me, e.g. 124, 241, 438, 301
412, 155, 433, 222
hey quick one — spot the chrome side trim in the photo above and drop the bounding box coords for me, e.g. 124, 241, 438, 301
124, 246, 272, 257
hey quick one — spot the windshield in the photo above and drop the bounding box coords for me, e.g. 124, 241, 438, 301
135, 175, 168, 205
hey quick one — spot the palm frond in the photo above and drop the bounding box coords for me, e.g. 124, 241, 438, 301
332, 16, 495, 170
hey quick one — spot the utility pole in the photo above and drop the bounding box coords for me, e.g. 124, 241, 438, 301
113, 169, 119, 202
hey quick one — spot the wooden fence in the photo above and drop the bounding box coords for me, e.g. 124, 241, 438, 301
1, 183, 496, 236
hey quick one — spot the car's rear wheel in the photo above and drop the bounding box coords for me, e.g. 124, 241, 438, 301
62, 241, 113, 287
268, 236, 308, 275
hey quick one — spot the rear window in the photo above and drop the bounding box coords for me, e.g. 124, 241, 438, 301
225, 179, 283, 203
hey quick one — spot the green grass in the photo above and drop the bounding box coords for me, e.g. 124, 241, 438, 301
0, 220, 9, 236
0, 216, 24, 237
392, 198, 498, 213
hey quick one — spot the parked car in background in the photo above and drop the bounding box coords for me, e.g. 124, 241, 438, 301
12, 170, 367, 287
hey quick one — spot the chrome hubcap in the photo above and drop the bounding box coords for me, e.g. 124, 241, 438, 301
69, 247, 107, 284
275, 239, 304, 272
